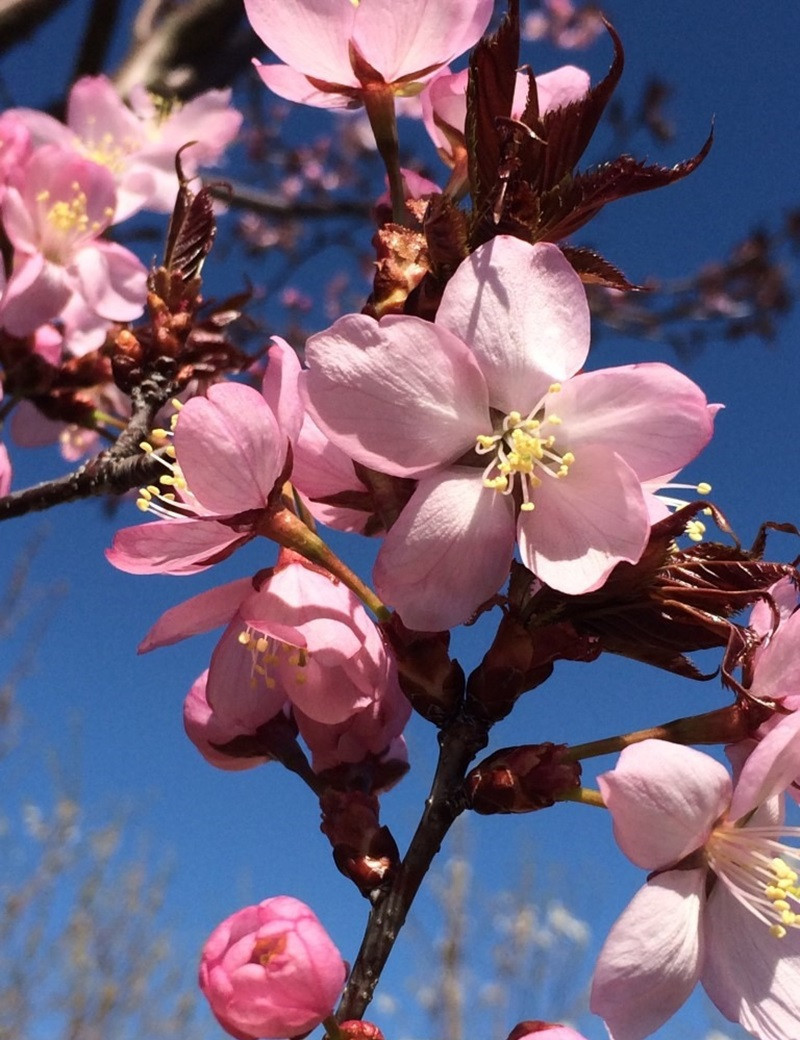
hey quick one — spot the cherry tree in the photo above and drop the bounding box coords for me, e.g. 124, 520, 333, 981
1, 2, 799, 1039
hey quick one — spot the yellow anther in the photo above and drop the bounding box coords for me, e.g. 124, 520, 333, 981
771, 924, 787, 939
139, 487, 153, 501
165, 445, 177, 458
562, 451, 575, 465
548, 382, 562, 393
160, 474, 176, 486
520, 501, 535, 512
255, 637, 268, 654
36, 189, 50, 203
171, 399, 183, 410
139, 441, 153, 452
547, 414, 562, 425
686, 520, 706, 542
135, 498, 150, 511
151, 428, 169, 439
238, 631, 250, 646
697, 482, 712, 495
476, 434, 497, 448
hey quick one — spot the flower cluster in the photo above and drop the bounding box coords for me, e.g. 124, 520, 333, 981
3, 3, 799, 1040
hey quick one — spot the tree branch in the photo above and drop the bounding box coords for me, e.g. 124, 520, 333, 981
0, 0, 71, 58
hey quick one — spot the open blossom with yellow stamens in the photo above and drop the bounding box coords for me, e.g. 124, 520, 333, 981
0, 144, 146, 346
10, 75, 242, 222
108, 344, 303, 575
591, 737, 800, 1040
304, 235, 717, 631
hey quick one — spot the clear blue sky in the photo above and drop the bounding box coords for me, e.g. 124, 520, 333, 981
2, 3, 799, 1038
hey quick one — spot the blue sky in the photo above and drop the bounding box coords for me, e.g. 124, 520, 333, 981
2, 2, 800, 1039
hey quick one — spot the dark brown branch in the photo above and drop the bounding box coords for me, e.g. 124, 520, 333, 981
0, 374, 177, 522
111, 0, 253, 98
337, 711, 490, 1020
214, 181, 372, 221
0, 0, 71, 58
71, 0, 124, 80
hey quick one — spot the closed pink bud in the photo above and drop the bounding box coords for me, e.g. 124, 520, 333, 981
508, 1022, 589, 1040
199, 896, 347, 1039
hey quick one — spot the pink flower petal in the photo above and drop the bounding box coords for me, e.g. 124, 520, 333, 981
0, 254, 71, 336
0, 443, 11, 496
72, 241, 147, 321
729, 710, 800, 822
750, 609, 800, 704
206, 620, 288, 726
262, 338, 304, 445
66, 75, 144, 152
373, 468, 516, 631
590, 869, 706, 1040
304, 312, 489, 477
517, 445, 649, 596
173, 383, 284, 514
435, 237, 590, 413
557, 364, 715, 481
253, 63, 358, 109
348, 0, 493, 83
106, 517, 248, 575
702, 880, 800, 1039
245, 0, 360, 85
138, 577, 254, 652
598, 741, 731, 869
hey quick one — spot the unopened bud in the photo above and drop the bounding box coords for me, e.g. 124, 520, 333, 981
381, 615, 464, 725
465, 744, 581, 814
320, 790, 400, 897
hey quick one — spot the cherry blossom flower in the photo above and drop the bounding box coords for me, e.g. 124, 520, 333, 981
0, 145, 146, 343
590, 737, 800, 1040
199, 896, 346, 1039
245, 0, 494, 109
140, 555, 405, 748
509, 1024, 590, 1040
303, 235, 715, 630
421, 64, 589, 183
107, 356, 302, 574
747, 577, 800, 711
13, 76, 242, 221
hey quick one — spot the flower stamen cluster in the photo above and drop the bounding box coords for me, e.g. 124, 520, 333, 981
237, 628, 310, 691
706, 824, 800, 939
475, 384, 575, 511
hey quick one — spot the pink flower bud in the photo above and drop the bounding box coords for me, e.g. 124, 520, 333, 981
199, 896, 347, 1039
508, 1022, 589, 1040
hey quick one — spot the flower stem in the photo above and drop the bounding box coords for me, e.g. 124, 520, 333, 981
558, 786, 606, 809
362, 89, 406, 225
259, 508, 390, 621
561, 702, 750, 763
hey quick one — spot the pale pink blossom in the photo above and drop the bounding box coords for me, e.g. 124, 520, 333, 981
421, 64, 589, 173
140, 557, 406, 745
303, 235, 715, 630
590, 738, 800, 1040
0, 145, 146, 343
12, 76, 242, 221
747, 578, 800, 711
199, 896, 346, 1039
245, 0, 493, 109
107, 353, 302, 574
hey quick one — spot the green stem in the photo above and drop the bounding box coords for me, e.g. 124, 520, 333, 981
558, 786, 606, 809
562, 702, 748, 763
259, 508, 390, 622
362, 89, 406, 225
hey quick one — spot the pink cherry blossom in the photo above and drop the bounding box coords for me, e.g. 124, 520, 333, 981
0, 145, 146, 343
140, 556, 406, 753
590, 738, 800, 1040
421, 64, 589, 174
303, 235, 716, 630
199, 896, 346, 1039
12, 76, 242, 221
107, 361, 302, 574
245, 0, 493, 109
